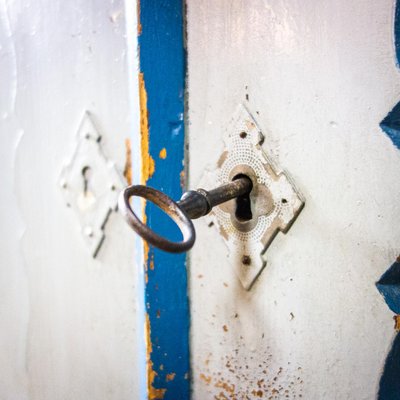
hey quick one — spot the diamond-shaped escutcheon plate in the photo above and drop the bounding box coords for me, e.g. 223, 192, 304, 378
199, 105, 305, 290
59, 113, 124, 257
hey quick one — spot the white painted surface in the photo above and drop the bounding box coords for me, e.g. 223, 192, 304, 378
187, 1, 400, 399
0, 1, 140, 399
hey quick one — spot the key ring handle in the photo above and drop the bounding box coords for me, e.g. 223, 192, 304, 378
118, 185, 196, 253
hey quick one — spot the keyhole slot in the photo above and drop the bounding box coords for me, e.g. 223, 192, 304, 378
82, 166, 92, 196
233, 174, 253, 222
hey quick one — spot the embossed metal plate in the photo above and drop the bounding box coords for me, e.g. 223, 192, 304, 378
59, 113, 124, 257
200, 105, 304, 289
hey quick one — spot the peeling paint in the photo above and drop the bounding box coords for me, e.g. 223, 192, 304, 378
145, 314, 166, 400
137, 0, 189, 397
166, 373, 176, 382
394, 315, 400, 331
200, 373, 212, 385
180, 169, 185, 189
138, 72, 155, 185
123, 138, 132, 185
136, 0, 142, 35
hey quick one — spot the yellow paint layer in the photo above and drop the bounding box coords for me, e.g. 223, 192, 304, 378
139, 72, 155, 185
123, 138, 132, 185
159, 147, 167, 159
166, 373, 176, 382
145, 314, 166, 399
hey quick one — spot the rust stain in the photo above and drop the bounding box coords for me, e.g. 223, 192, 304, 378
145, 314, 166, 399
223, 325, 228, 332
156, 309, 161, 318
200, 373, 212, 385
215, 380, 235, 394
251, 389, 263, 397
123, 138, 132, 185
159, 147, 167, 159
139, 72, 155, 185
215, 392, 229, 400
394, 315, 400, 331
199, 351, 303, 399
166, 373, 176, 382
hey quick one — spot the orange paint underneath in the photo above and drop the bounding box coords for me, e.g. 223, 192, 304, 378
145, 314, 166, 399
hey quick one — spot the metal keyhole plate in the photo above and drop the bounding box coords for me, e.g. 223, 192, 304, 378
59, 113, 124, 257
199, 105, 305, 290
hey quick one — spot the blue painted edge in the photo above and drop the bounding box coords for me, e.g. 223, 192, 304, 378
380, 101, 400, 150
378, 332, 400, 400
395, 0, 400, 67
380, 0, 400, 149
376, 4, 400, 396
376, 258, 400, 315
138, 1, 190, 399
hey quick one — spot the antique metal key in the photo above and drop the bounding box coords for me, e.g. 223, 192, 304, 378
118, 176, 253, 253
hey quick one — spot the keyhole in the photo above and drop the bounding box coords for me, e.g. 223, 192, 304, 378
82, 166, 92, 196
233, 174, 253, 222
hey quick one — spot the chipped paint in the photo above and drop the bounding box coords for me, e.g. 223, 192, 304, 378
145, 314, 166, 400
200, 373, 212, 385
197, 348, 304, 398
394, 315, 400, 331
166, 373, 176, 382
180, 169, 185, 189
138, 72, 155, 185
123, 138, 132, 185
136, 0, 142, 35
137, 0, 189, 397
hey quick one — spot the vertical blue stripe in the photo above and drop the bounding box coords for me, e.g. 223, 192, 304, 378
138, 1, 189, 399
395, 0, 400, 67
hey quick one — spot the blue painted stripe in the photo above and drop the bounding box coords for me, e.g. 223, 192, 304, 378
138, 1, 190, 399
380, 0, 400, 149
376, 258, 400, 315
395, 1, 400, 67
380, 102, 400, 150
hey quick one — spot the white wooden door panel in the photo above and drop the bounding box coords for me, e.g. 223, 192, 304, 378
0, 1, 141, 399
187, 1, 400, 399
